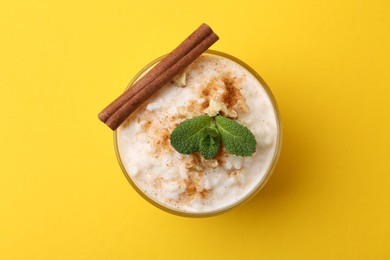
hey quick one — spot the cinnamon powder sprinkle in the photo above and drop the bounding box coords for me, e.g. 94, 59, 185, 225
221, 75, 242, 109
201, 80, 219, 99
199, 189, 209, 199
200, 99, 209, 110
184, 100, 199, 112
185, 178, 197, 196
141, 120, 152, 130
160, 131, 170, 149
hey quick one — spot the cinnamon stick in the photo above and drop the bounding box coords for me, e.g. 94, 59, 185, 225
98, 23, 214, 123
105, 32, 219, 130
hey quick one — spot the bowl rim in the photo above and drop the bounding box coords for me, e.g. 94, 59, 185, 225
113, 50, 283, 217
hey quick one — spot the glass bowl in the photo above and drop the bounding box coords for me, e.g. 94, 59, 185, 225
114, 50, 282, 217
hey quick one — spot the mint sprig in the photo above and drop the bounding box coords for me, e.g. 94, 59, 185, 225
169, 115, 256, 159
169, 115, 212, 154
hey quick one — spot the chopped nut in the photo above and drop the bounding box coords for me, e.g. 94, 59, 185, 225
185, 155, 203, 171
204, 99, 224, 116
226, 109, 238, 118
185, 155, 195, 168
177, 106, 196, 118
201, 158, 219, 168
204, 99, 240, 118
237, 99, 249, 113
185, 161, 193, 169
194, 165, 203, 171
173, 70, 187, 87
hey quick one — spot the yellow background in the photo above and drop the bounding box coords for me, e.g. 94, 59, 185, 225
1, 0, 389, 259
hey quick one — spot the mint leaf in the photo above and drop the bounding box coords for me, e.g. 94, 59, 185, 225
170, 114, 257, 159
199, 126, 221, 159
215, 115, 256, 156
170, 115, 212, 154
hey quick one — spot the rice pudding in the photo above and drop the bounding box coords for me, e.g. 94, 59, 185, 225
115, 51, 281, 216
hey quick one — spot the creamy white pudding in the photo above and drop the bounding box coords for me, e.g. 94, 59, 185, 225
115, 51, 281, 215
